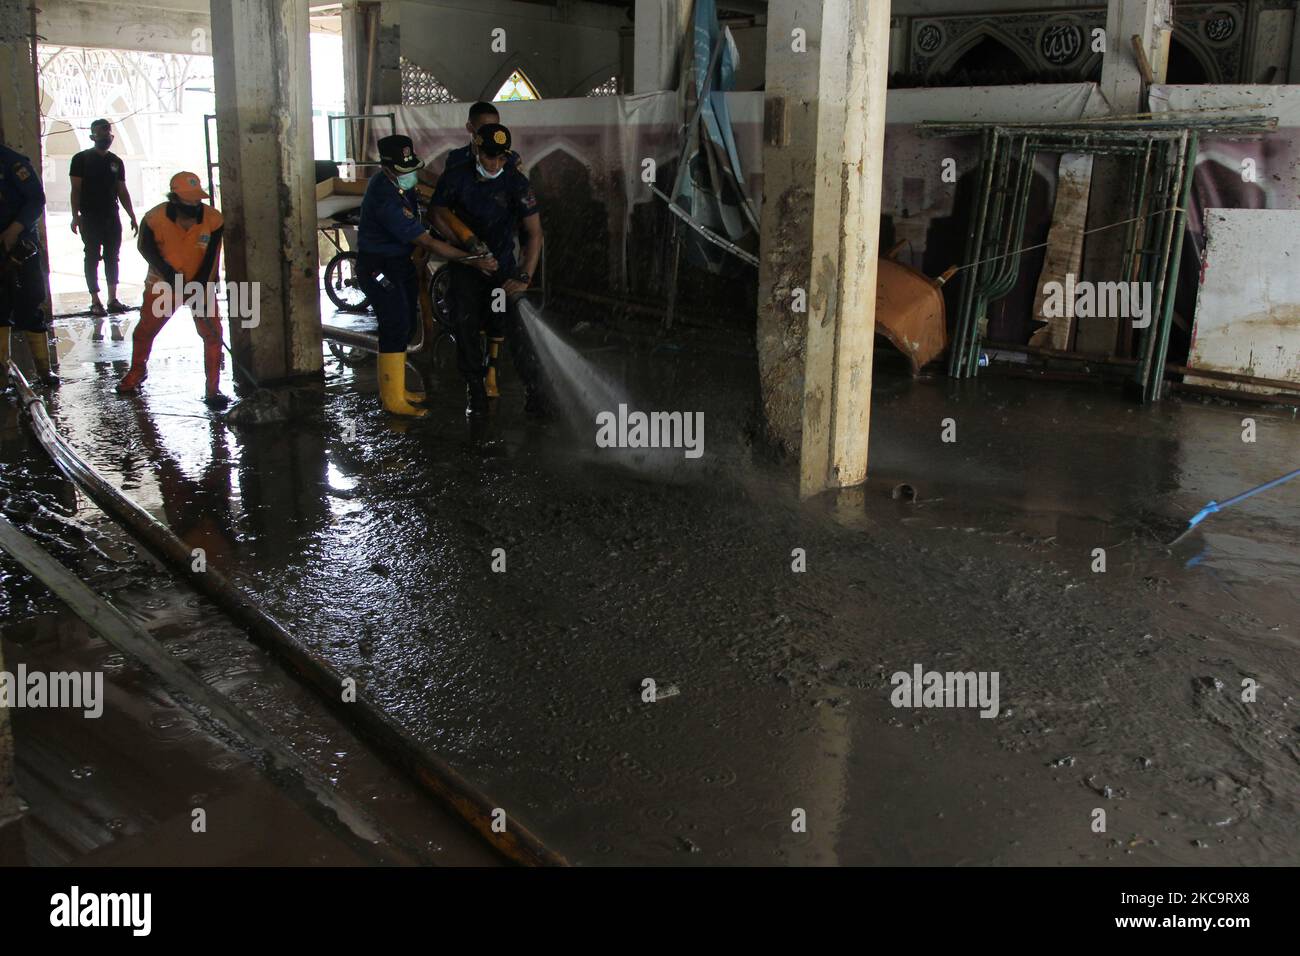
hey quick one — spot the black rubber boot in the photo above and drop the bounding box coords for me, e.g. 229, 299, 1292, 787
466, 380, 488, 417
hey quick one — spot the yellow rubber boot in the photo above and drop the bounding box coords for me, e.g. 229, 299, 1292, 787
25, 331, 56, 384
485, 337, 503, 398
377, 351, 426, 417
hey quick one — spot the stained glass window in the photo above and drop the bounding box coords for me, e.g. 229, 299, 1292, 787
493, 69, 541, 102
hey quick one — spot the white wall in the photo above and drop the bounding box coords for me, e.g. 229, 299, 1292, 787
1188, 209, 1300, 389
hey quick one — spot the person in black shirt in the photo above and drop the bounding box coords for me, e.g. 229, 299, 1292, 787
69, 119, 137, 316
432, 123, 545, 417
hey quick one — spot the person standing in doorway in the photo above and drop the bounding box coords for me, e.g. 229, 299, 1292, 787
70, 119, 137, 316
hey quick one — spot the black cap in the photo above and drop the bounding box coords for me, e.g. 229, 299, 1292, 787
377, 134, 423, 173
472, 123, 512, 158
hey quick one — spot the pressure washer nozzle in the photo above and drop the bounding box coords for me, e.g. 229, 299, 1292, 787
1187, 501, 1220, 530
1168, 500, 1219, 546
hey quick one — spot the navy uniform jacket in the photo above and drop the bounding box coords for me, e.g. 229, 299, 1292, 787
0, 144, 45, 244
444, 144, 522, 173
431, 162, 539, 279
356, 172, 426, 257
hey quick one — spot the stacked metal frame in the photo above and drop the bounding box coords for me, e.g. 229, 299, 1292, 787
919, 114, 1275, 402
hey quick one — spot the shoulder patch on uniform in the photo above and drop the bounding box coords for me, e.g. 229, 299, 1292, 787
14, 163, 30, 182
402, 207, 414, 218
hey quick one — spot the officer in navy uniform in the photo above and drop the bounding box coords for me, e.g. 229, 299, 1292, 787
0, 140, 54, 387
355, 133, 496, 418
443, 102, 522, 174
431, 123, 546, 416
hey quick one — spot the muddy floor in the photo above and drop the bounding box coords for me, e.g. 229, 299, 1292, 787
2, 299, 1298, 865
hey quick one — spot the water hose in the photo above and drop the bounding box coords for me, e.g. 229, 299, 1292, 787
1170, 466, 1300, 545
8, 360, 567, 866
190, 292, 262, 392
0, 511, 417, 862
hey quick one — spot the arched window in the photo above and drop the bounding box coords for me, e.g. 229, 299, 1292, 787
400, 57, 454, 105
1165, 34, 1213, 84
494, 69, 541, 102
586, 75, 619, 97
947, 35, 1031, 80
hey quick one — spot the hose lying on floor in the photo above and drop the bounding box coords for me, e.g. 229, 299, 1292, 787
1171, 466, 1300, 545
8, 359, 566, 867
0, 511, 417, 862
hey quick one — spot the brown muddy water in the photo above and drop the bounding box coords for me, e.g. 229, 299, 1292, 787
2, 301, 1299, 866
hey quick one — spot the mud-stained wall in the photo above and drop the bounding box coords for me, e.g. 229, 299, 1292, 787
1187, 209, 1300, 390
378, 83, 1300, 355
384, 94, 764, 331
382, 87, 1093, 343
1151, 85, 1300, 365
755, 177, 816, 461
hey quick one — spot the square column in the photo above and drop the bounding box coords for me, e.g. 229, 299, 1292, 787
756, 0, 891, 498
210, 0, 323, 385
633, 0, 692, 92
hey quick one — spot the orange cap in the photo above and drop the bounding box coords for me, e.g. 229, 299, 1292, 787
169, 171, 209, 201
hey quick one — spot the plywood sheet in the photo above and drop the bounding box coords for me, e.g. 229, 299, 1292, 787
1187, 209, 1300, 393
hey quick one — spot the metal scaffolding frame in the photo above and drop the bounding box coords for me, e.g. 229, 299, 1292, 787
919, 114, 1276, 402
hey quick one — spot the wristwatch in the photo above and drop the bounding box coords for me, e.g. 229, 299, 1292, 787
515, 270, 531, 285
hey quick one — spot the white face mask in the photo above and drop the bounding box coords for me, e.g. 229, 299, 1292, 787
476, 160, 504, 180
397, 171, 419, 190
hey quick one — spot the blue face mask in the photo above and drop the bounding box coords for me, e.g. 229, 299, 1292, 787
476, 161, 504, 180
397, 171, 419, 190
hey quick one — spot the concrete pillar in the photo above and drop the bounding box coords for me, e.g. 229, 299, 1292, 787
342, 2, 398, 163
375, 2, 401, 108
341, 0, 367, 157
0, 0, 53, 345
210, 0, 323, 385
1078, 0, 1171, 354
633, 0, 692, 92
888, 14, 908, 76
1099, 0, 1169, 110
756, 0, 890, 498
1290, 7, 1300, 83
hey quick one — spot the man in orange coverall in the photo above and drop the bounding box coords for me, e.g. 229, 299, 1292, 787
115, 171, 230, 407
